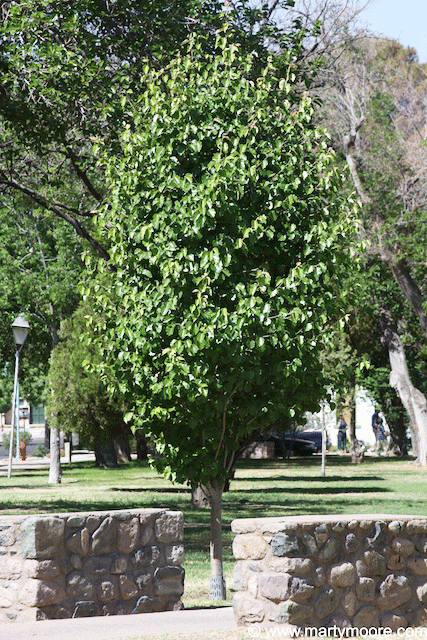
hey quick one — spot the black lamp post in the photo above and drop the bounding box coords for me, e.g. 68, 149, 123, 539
7, 314, 30, 478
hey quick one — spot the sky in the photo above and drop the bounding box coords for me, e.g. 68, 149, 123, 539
360, 0, 427, 63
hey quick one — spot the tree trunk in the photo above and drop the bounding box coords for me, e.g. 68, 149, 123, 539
48, 427, 62, 484
389, 259, 427, 339
191, 484, 211, 507
94, 440, 118, 468
207, 479, 226, 600
114, 433, 131, 462
44, 424, 51, 449
135, 432, 148, 460
379, 307, 427, 466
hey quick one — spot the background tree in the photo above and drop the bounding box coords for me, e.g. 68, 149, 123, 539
47, 304, 132, 467
313, 31, 427, 463
84, 32, 358, 599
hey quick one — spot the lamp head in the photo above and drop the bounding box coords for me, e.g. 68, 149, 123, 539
12, 314, 30, 349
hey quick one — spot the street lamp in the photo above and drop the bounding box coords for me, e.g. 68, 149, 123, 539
7, 314, 30, 478
12, 315, 30, 351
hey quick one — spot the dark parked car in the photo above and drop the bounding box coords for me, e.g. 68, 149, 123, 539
270, 430, 330, 457
271, 433, 317, 457
297, 430, 331, 453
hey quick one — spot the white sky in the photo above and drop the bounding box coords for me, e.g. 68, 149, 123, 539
360, 0, 427, 63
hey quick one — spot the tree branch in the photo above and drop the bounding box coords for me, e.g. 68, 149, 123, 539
0, 173, 110, 262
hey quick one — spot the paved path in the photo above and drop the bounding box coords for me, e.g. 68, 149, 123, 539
4, 607, 236, 640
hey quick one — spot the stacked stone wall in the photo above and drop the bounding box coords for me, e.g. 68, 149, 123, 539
0, 508, 184, 623
232, 514, 427, 631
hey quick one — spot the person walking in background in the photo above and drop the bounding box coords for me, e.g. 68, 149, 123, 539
371, 408, 380, 440
375, 416, 388, 455
337, 415, 347, 453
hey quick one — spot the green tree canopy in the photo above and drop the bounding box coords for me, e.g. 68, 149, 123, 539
47, 303, 131, 467
84, 32, 358, 597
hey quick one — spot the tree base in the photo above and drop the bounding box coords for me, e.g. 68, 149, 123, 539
210, 575, 226, 600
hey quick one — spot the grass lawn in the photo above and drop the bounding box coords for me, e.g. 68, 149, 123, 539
1, 453, 426, 610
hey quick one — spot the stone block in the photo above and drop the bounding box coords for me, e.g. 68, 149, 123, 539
86, 516, 101, 533
314, 524, 329, 546
23, 559, 61, 579
70, 554, 82, 570
18, 579, 66, 607
140, 521, 155, 546
66, 531, 84, 555
269, 557, 312, 575
406, 520, 427, 535
82, 556, 111, 576
289, 577, 314, 603
271, 533, 304, 557
377, 574, 412, 609
135, 572, 153, 591
66, 516, 86, 528
133, 595, 154, 613
231, 520, 257, 535
318, 538, 338, 563
0, 556, 22, 579
408, 558, 427, 575
388, 521, 405, 535
328, 562, 357, 588
73, 600, 101, 618
302, 534, 317, 554
233, 591, 265, 624
0, 526, 16, 547
165, 544, 185, 565
259, 573, 292, 602
233, 534, 268, 560
98, 578, 118, 602
133, 546, 161, 568
275, 600, 313, 624
314, 566, 326, 587
154, 512, 183, 544
345, 533, 360, 554
119, 575, 139, 600
381, 612, 408, 632
392, 537, 415, 556
353, 606, 380, 628
153, 566, 184, 597
414, 536, 427, 554
387, 554, 405, 571
356, 577, 375, 602
117, 518, 140, 553
66, 571, 94, 600
416, 583, 427, 604
326, 612, 351, 629
314, 588, 339, 620
342, 590, 357, 617
111, 555, 128, 574
233, 564, 248, 591
356, 550, 386, 577
91, 517, 116, 555
366, 521, 387, 551
19, 516, 65, 559
0, 584, 15, 607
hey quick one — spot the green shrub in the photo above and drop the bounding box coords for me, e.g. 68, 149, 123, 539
2, 429, 32, 450
33, 443, 48, 457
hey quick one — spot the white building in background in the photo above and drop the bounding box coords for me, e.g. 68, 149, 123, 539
306, 388, 381, 449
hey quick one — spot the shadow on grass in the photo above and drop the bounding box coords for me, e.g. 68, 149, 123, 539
110, 487, 190, 494
231, 485, 389, 494
232, 474, 385, 483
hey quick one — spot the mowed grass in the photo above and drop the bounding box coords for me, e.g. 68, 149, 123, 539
1, 454, 427, 608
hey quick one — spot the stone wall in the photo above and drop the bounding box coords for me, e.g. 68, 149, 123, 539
0, 508, 184, 623
232, 514, 427, 631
